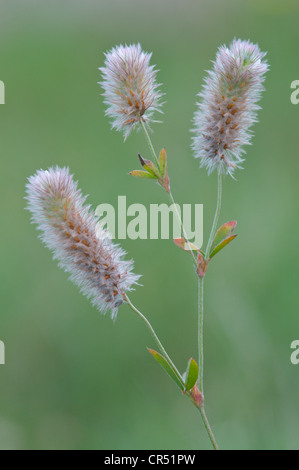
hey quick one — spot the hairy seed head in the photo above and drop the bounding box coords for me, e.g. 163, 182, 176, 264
99, 43, 163, 139
192, 38, 268, 176
26, 167, 139, 319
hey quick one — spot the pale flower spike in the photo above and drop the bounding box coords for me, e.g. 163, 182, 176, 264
26, 167, 139, 320
99, 43, 163, 139
192, 38, 268, 176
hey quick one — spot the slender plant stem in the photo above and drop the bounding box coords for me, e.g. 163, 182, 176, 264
197, 167, 223, 381
195, 166, 223, 450
199, 408, 219, 450
140, 119, 160, 167
198, 277, 219, 449
124, 293, 184, 388
205, 164, 222, 259
140, 120, 197, 267
198, 277, 204, 393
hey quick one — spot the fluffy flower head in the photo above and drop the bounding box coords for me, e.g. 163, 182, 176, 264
99, 43, 163, 139
26, 167, 139, 319
192, 38, 268, 176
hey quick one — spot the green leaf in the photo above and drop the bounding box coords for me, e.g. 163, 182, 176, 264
184, 358, 199, 392
138, 154, 161, 178
209, 234, 237, 259
148, 349, 184, 391
210, 221, 237, 254
129, 170, 156, 179
158, 148, 167, 177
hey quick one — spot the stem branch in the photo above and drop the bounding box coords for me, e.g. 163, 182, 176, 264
205, 164, 222, 259
140, 120, 197, 267
124, 293, 184, 388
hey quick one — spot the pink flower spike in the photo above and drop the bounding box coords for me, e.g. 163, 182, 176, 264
99, 43, 164, 139
26, 167, 140, 320
192, 38, 269, 176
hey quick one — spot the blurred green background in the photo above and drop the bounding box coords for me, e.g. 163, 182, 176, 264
0, 0, 298, 450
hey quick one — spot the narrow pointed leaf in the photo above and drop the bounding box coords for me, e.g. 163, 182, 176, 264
174, 238, 205, 256
173, 238, 198, 252
184, 358, 199, 392
138, 154, 161, 178
209, 234, 237, 259
143, 161, 160, 178
129, 170, 156, 179
148, 349, 184, 391
210, 221, 237, 254
159, 148, 167, 177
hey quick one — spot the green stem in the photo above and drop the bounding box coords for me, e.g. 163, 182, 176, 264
197, 167, 223, 383
198, 279, 219, 449
198, 277, 204, 393
140, 119, 160, 167
195, 166, 223, 450
205, 164, 222, 259
199, 407, 219, 450
124, 293, 184, 389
